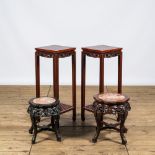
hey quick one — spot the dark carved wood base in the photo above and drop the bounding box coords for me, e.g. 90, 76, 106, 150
27, 103, 61, 144
92, 102, 131, 145
29, 115, 61, 144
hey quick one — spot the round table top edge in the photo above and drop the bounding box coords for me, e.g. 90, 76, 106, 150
93, 93, 130, 104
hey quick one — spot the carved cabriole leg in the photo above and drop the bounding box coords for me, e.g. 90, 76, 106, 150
57, 115, 60, 129
92, 105, 103, 143
72, 52, 76, 121
29, 113, 33, 134
51, 116, 55, 129
28, 98, 62, 144
92, 102, 130, 144
81, 52, 86, 121
122, 111, 128, 133
119, 112, 127, 145
118, 107, 128, 133
54, 115, 61, 142
32, 116, 37, 144
117, 113, 121, 122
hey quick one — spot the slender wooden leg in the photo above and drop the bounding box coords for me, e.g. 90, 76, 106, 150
54, 115, 61, 142
99, 55, 104, 93
35, 52, 40, 97
92, 110, 103, 143
120, 113, 127, 145
32, 116, 37, 144
29, 114, 33, 134
117, 113, 128, 133
122, 111, 128, 133
118, 52, 122, 93
53, 56, 59, 99
81, 52, 86, 121
72, 53, 76, 121
117, 113, 121, 122
51, 116, 55, 129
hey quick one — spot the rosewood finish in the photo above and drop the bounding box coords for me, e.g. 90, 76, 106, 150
35, 45, 76, 121
27, 97, 61, 144
81, 45, 123, 121
92, 93, 131, 145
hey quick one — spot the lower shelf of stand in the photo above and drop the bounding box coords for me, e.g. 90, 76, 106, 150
84, 104, 95, 113
60, 103, 73, 114
59, 103, 95, 114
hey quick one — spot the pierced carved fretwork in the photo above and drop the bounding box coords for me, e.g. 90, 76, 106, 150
36, 51, 74, 58
92, 101, 131, 145
27, 99, 61, 144
84, 52, 120, 58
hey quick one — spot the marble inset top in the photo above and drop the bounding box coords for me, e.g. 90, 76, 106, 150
33, 97, 56, 105
98, 93, 125, 102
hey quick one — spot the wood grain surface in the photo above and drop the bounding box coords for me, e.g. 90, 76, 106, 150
0, 86, 155, 155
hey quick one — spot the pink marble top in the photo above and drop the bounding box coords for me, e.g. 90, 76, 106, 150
33, 97, 55, 104
98, 93, 126, 102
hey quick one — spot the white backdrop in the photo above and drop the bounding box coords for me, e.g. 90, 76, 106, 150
0, 0, 155, 85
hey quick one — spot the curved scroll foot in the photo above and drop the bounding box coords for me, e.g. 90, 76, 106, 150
122, 127, 128, 133
32, 136, 36, 144
56, 134, 61, 142
29, 125, 33, 134
120, 113, 127, 145
92, 137, 97, 143
121, 138, 127, 145
120, 129, 127, 145
92, 128, 100, 143
55, 128, 61, 142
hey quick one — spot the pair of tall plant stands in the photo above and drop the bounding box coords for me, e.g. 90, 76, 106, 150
28, 45, 131, 145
